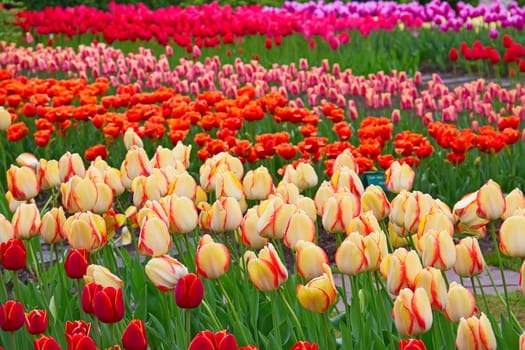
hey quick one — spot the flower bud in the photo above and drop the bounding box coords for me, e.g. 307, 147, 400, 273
25, 309, 48, 335
456, 313, 496, 350
499, 214, 525, 257
188, 330, 237, 350
476, 179, 505, 220
283, 209, 316, 249
243, 166, 274, 200
295, 241, 329, 280
40, 207, 66, 244
64, 249, 89, 279
84, 264, 123, 289
322, 191, 360, 234
385, 161, 415, 193
160, 194, 198, 234
138, 215, 172, 257
93, 286, 125, 324
297, 264, 337, 313
361, 185, 390, 220
0, 106, 12, 130
195, 234, 230, 279
0, 214, 13, 243
392, 288, 433, 337
121, 319, 148, 350
444, 282, 478, 322
333, 149, 358, 174
314, 181, 335, 216
0, 239, 26, 270
58, 152, 86, 183
454, 237, 484, 277
121, 146, 153, 190
380, 248, 422, 295
168, 171, 198, 200
330, 166, 364, 197
246, 243, 287, 291
123, 128, 143, 150
145, 255, 188, 292
413, 267, 448, 311
63, 212, 107, 252
36, 158, 61, 189
175, 273, 204, 309
420, 230, 456, 270
503, 188, 525, 219
0, 300, 25, 331
7, 165, 40, 201
240, 207, 268, 249
12, 202, 41, 240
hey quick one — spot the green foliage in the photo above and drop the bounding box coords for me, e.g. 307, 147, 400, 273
0, 0, 25, 43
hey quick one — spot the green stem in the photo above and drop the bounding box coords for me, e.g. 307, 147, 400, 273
160, 291, 176, 345
216, 278, 250, 345
11, 331, 16, 350
94, 318, 103, 349
475, 275, 502, 338
350, 276, 365, 350
322, 313, 336, 350
11, 270, 22, 301
379, 220, 393, 253
185, 309, 192, 350
488, 221, 511, 319
77, 279, 84, 319
109, 322, 116, 349
202, 300, 222, 331
271, 292, 283, 345
469, 277, 479, 311
277, 288, 306, 340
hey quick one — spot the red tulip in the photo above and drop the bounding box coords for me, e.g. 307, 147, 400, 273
66, 333, 97, 350
188, 330, 237, 350
93, 286, 125, 323
239, 346, 258, 350
81, 283, 103, 314
175, 273, 204, 309
448, 48, 459, 62
64, 249, 89, 279
291, 341, 319, 350
0, 238, 26, 270
33, 335, 61, 350
25, 309, 48, 334
121, 319, 148, 350
0, 300, 25, 331
64, 320, 91, 337
400, 339, 427, 350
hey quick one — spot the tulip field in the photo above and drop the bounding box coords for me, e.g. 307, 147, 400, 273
3, 0, 525, 349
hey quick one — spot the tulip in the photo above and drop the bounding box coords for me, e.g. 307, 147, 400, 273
283, 208, 316, 249
215, 170, 244, 201
16, 153, 38, 169
336, 231, 387, 275
0, 106, 12, 130
275, 181, 300, 205
6, 165, 40, 201
392, 288, 433, 337
0, 214, 13, 243
166, 169, 197, 199
453, 192, 490, 230
476, 179, 506, 220
294, 162, 318, 191
199, 153, 243, 192
330, 166, 364, 197
139, 201, 169, 227
208, 196, 243, 233
145, 255, 188, 292
92, 182, 114, 214
152, 145, 182, 169
413, 267, 447, 311
35, 159, 60, 190
84, 264, 123, 289
93, 286, 125, 323
160, 194, 199, 234
33, 335, 61, 350
40, 207, 66, 244
295, 241, 329, 280
454, 237, 484, 277
243, 166, 274, 200
123, 128, 144, 150
25, 309, 48, 334
245, 243, 288, 291
0, 300, 25, 331
296, 263, 337, 313
121, 146, 153, 190
346, 210, 382, 236
64, 320, 91, 337
380, 248, 422, 295
361, 185, 390, 220
314, 181, 335, 216
499, 214, 525, 257
188, 330, 237, 350
66, 333, 97, 350
399, 339, 427, 350
420, 230, 456, 270
63, 212, 107, 252
172, 141, 192, 169
64, 249, 89, 279
332, 148, 358, 174
121, 319, 148, 350
503, 188, 525, 219
385, 161, 415, 193
456, 313, 496, 350
401, 191, 435, 234
81, 282, 103, 314
444, 282, 478, 322
12, 202, 41, 240
0, 238, 26, 270
322, 190, 360, 234
240, 207, 268, 249
138, 214, 172, 257
61, 176, 97, 213
175, 273, 204, 309
132, 170, 169, 208
291, 341, 318, 350
196, 234, 230, 279
416, 208, 454, 240
58, 152, 86, 183
239, 346, 259, 350
296, 195, 316, 221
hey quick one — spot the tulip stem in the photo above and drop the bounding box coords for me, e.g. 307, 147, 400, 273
474, 275, 502, 338
185, 309, 191, 349
109, 322, 116, 349
10, 331, 16, 350
271, 292, 283, 345
77, 279, 84, 319
216, 278, 250, 345
94, 318, 103, 349
11, 270, 22, 301
488, 221, 511, 319
277, 288, 306, 340
202, 300, 222, 331
322, 313, 336, 350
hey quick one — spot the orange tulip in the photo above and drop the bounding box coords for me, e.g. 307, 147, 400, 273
245, 243, 287, 291
7, 165, 40, 201
195, 234, 230, 279
456, 313, 496, 350
295, 241, 329, 280
392, 288, 433, 337
296, 264, 337, 313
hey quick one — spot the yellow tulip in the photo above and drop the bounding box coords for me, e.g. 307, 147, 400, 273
392, 288, 433, 336
346, 210, 381, 236
444, 282, 478, 323
61, 176, 97, 213
12, 202, 41, 240
314, 181, 335, 216
380, 248, 422, 295
453, 192, 490, 230
246, 243, 287, 291
215, 170, 244, 201
168, 171, 198, 200
172, 141, 192, 169
195, 234, 230, 279
322, 190, 360, 234
296, 264, 337, 313
456, 313, 496, 350
499, 214, 525, 257
413, 267, 447, 311
123, 128, 143, 150
361, 185, 390, 220
40, 207, 66, 244
257, 197, 295, 240
7, 165, 40, 201
121, 146, 153, 190
138, 215, 172, 257
454, 237, 484, 277
243, 166, 274, 200
283, 209, 316, 249
332, 148, 358, 174
274, 181, 300, 204
330, 166, 364, 197
36, 159, 61, 190
239, 207, 268, 250
420, 230, 456, 270
0, 214, 14, 243
160, 194, 198, 234
63, 211, 107, 252
503, 188, 525, 220
385, 161, 415, 194
0, 106, 12, 130
58, 152, 85, 183
295, 241, 329, 280
16, 152, 38, 169
476, 179, 505, 220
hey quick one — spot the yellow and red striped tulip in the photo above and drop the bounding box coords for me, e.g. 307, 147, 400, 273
139, 200, 169, 227
454, 237, 484, 277
453, 192, 490, 230
420, 230, 456, 270
196, 234, 230, 279
295, 195, 317, 221
283, 209, 316, 249
36, 159, 61, 190
444, 282, 478, 322
346, 210, 382, 236
152, 145, 180, 169
7, 165, 40, 201
63, 212, 107, 252
322, 190, 360, 234
123, 128, 143, 150
215, 170, 244, 201
389, 191, 411, 229
92, 182, 114, 215
416, 208, 454, 240
168, 171, 198, 200
209, 196, 243, 232
172, 141, 192, 169
385, 161, 415, 194
499, 214, 525, 257
12, 202, 41, 240
503, 188, 525, 220
392, 288, 433, 337
275, 181, 300, 205
84, 264, 123, 289
40, 207, 66, 244
336, 231, 387, 275
296, 263, 337, 313
16, 153, 38, 169
145, 255, 188, 292
361, 185, 390, 220
456, 313, 496, 350
294, 162, 319, 191
330, 166, 364, 197
120, 146, 153, 190
257, 197, 295, 240
138, 214, 172, 257
401, 191, 435, 234
314, 181, 336, 216
5, 191, 28, 213
132, 169, 169, 208
476, 179, 506, 220
295, 241, 329, 280
160, 195, 198, 234
246, 243, 287, 291
199, 152, 243, 192
61, 176, 97, 213
413, 267, 448, 311
380, 248, 423, 295
243, 166, 274, 200
240, 207, 268, 250
332, 148, 358, 174
0, 214, 14, 243
58, 152, 86, 183
0, 106, 12, 130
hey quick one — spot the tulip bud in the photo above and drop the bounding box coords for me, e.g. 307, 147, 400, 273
380, 248, 422, 295
295, 241, 329, 280
25, 309, 48, 335
11, 202, 40, 240
195, 234, 230, 279
58, 152, 86, 183
188, 330, 237, 350
246, 243, 287, 291
93, 286, 125, 323
240, 207, 268, 249
84, 264, 123, 289
454, 237, 484, 277
499, 214, 525, 257
175, 273, 204, 309
0, 238, 26, 270
16, 153, 38, 169
314, 181, 335, 216
7, 165, 40, 201
123, 128, 143, 150
296, 264, 337, 313
346, 210, 382, 236
209, 197, 243, 233
138, 215, 172, 257
361, 185, 390, 220
336, 231, 387, 275
257, 197, 295, 240
275, 181, 300, 205
444, 281, 478, 322
392, 288, 433, 337
160, 194, 198, 234
413, 267, 448, 311
121, 146, 153, 190
61, 176, 97, 213
63, 212, 107, 252
145, 255, 188, 292
215, 170, 244, 201
121, 319, 148, 350
0, 300, 25, 331
322, 191, 360, 234
64, 249, 89, 279
172, 141, 192, 169
420, 230, 456, 270
476, 179, 505, 220
385, 161, 415, 193
0, 106, 12, 130
399, 339, 427, 350
243, 166, 274, 200
81, 282, 102, 315
453, 192, 490, 230
0, 214, 14, 243
294, 162, 318, 191
456, 313, 496, 350
283, 209, 316, 249
502, 188, 525, 219
66, 333, 97, 350
40, 207, 66, 244
33, 335, 61, 350
93, 182, 114, 214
